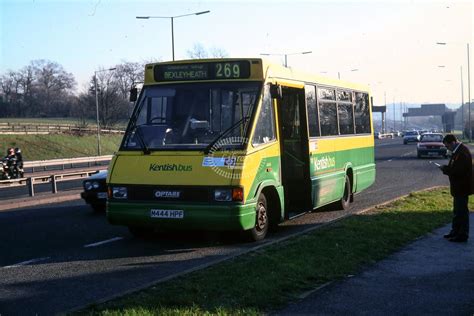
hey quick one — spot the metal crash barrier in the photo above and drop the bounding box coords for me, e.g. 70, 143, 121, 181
0, 169, 106, 197
24, 155, 113, 172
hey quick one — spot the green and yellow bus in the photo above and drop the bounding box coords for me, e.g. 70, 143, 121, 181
107, 58, 375, 241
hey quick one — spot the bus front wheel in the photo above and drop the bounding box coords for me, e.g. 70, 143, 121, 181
246, 193, 269, 242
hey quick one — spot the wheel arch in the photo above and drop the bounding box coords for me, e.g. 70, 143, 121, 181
343, 163, 354, 194
253, 180, 284, 224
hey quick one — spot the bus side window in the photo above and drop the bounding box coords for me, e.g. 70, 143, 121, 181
252, 85, 276, 146
354, 92, 371, 134
319, 102, 338, 136
305, 85, 320, 137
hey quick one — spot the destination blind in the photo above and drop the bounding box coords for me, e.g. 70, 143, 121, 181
154, 61, 251, 81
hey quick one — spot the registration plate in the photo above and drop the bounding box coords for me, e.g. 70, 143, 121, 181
97, 192, 108, 199
150, 209, 184, 219
428, 152, 438, 156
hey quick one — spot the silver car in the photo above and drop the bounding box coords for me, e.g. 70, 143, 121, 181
403, 131, 420, 144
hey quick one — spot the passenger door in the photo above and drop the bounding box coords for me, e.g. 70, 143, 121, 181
277, 86, 313, 218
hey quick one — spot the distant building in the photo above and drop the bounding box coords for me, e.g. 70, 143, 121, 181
404, 104, 447, 117
402, 103, 454, 133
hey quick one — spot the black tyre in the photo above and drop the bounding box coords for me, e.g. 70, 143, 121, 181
246, 193, 269, 242
336, 175, 351, 211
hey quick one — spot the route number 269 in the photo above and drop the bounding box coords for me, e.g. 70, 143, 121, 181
215, 63, 240, 78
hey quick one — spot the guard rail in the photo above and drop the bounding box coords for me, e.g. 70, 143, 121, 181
24, 155, 113, 172
0, 123, 124, 135
0, 169, 106, 197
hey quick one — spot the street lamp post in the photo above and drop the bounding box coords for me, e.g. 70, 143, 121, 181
260, 51, 312, 67
468, 43, 471, 142
461, 66, 464, 136
438, 64, 466, 136
137, 10, 210, 61
94, 67, 116, 156
437, 42, 471, 141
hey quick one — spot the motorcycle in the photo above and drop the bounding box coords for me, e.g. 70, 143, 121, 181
1, 157, 23, 180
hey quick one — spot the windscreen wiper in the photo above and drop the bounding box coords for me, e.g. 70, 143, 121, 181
204, 116, 250, 154
129, 124, 151, 155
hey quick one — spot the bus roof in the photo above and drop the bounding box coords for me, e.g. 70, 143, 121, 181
144, 58, 370, 93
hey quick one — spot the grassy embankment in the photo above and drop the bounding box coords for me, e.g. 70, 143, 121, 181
0, 117, 128, 128
80, 188, 459, 316
0, 118, 125, 160
0, 134, 123, 160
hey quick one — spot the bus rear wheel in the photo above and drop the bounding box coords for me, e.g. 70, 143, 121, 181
336, 175, 351, 211
246, 193, 269, 242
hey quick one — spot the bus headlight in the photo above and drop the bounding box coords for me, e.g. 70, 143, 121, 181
214, 188, 243, 202
112, 187, 128, 199
214, 189, 232, 201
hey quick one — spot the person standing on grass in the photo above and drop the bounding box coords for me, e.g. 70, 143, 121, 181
440, 134, 472, 242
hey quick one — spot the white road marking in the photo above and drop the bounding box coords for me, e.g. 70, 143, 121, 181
83, 237, 124, 248
4, 257, 50, 269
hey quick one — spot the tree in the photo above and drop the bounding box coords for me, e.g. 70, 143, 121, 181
32, 60, 76, 116
186, 43, 229, 59
114, 61, 144, 100
76, 60, 147, 128
186, 43, 209, 59
0, 60, 76, 117
209, 47, 229, 58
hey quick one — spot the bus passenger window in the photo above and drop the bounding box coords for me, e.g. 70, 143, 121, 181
305, 85, 320, 137
319, 102, 338, 136
354, 92, 371, 134
338, 103, 354, 135
318, 87, 336, 100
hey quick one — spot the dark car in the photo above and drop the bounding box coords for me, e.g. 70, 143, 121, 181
81, 170, 108, 212
416, 133, 447, 158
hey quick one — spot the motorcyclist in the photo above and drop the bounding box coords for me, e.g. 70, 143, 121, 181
2, 148, 16, 179
2, 148, 20, 179
5, 148, 15, 159
14, 148, 24, 177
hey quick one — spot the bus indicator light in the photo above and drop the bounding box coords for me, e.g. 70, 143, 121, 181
232, 188, 244, 202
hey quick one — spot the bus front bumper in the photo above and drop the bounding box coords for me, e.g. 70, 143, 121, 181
107, 201, 257, 231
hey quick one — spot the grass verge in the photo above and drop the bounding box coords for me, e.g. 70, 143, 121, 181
81, 188, 459, 315
0, 117, 127, 128
0, 134, 123, 160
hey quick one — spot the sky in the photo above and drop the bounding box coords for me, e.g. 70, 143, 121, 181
0, 0, 473, 110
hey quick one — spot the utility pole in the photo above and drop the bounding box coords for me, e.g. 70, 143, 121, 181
461, 66, 464, 137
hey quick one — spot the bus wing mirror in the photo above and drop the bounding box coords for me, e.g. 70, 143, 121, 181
270, 84, 283, 99
129, 87, 138, 102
